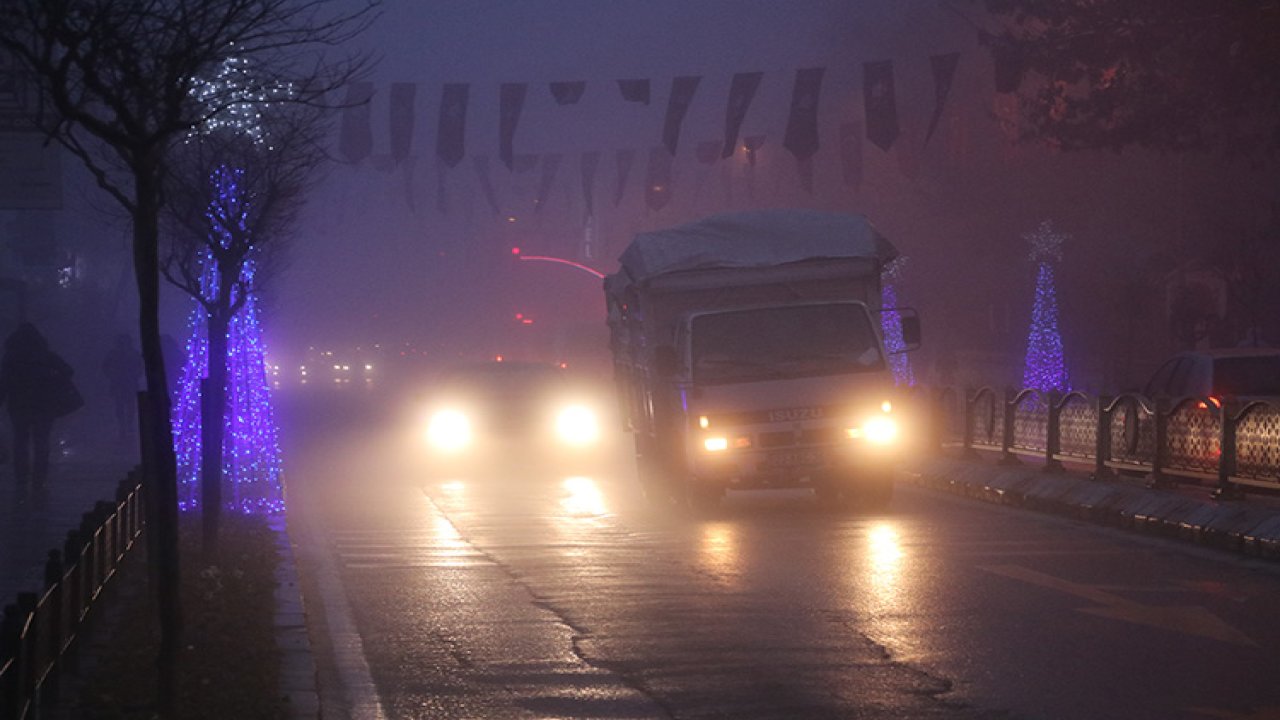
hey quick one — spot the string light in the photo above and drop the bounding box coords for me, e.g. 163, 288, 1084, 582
1021, 221, 1070, 392
187, 54, 293, 147
880, 257, 915, 386
172, 165, 285, 515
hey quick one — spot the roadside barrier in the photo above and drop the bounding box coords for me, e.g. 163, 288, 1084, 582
0, 471, 145, 720
917, 386, 1280, 497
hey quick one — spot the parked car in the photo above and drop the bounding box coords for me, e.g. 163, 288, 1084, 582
1143, 348, 1280, 404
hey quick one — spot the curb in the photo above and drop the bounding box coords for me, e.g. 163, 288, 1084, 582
271, 516, 320, 719
902, 456, 1280, 561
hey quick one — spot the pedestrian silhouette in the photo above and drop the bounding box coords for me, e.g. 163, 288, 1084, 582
0, 322, 81, 485
102, 333, 143, 443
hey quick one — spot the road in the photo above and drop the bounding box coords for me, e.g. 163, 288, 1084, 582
283, 391, 1280, 720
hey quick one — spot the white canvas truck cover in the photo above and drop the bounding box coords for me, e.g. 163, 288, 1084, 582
611, 209, 896, 288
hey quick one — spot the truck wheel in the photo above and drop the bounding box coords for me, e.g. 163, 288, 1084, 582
636, 454, 674, 507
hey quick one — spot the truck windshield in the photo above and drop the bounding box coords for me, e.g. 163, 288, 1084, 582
691, 303, 883, 384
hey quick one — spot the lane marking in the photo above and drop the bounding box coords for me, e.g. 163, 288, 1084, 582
981, 564, 1257, 647
296, 504, 389, 720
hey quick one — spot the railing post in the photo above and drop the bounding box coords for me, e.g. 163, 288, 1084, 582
2, 602, 21, 718
43, 550, 64, 706
1213, 400, 1244, 500
1148, 396, 1171, 488
961, 386, 977, 458
1043, 391, 1064, 473
1093, 395, 1114, 481
999, 387, 1020, 465
17, 592, 38, 717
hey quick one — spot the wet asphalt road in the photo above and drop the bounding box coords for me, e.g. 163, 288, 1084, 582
283, 392, 1280, 720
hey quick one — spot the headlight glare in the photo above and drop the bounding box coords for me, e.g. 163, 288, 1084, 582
703, 436, 729, 452
556, 405, 600, 446
427, 409, 471, 452
861, 416, 899, 445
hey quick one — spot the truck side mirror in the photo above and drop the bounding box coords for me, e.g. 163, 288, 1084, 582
900, 316, 921, 347
654, 345, 679, 378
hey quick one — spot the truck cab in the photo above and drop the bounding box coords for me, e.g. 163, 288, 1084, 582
604, 210, 918, 510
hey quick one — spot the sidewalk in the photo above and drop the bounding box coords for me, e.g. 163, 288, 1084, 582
903, 451, 1280, 560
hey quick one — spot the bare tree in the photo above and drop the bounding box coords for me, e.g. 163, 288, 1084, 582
163, 95, 329, 557
0, 1, 376, 713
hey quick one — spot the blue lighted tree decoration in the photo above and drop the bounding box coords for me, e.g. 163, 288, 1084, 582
880, 256, 915, 386
168, 55, 306, 526
1021, 220, 1070, 392
172, 166, 285, 515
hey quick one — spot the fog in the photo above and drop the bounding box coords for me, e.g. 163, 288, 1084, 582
4, 0, 1278, 416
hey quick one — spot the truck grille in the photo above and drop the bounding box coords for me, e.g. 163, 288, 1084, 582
756, 426, 841, 448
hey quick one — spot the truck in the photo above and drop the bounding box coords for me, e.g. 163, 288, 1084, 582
603, 209, 919, 510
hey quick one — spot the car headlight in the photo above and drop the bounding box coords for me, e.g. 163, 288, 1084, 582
556, 405, 600, 446
427, 409, 472, 452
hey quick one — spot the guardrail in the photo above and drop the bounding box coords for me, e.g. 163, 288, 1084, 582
917, 386, 1280, 496
0, 471, 145, 720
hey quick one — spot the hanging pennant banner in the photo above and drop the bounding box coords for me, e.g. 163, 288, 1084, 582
863, 60, 899, 152
615, 148, 635, 205
662, 75, 701, 156
925, 52, 960, 144
722, 71, 763, 158
617, 79, 650, 105
839, 121, 863, 189
645, 146, 673, 211
782, 68, 824, 160
471, 155, 500, 216
436, 83, 469, 168
536, 153, 562, 212
339, 81, 374, 163
580, 151, 600, 216
499, 83, 527, 170
550, 81, 586, 105
389, 82, 416, 163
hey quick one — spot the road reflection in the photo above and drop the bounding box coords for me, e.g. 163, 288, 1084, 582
697, 522, 742, 586
560, 476, 607, 517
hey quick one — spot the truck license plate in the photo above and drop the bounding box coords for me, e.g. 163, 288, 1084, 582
762, 448, 824, 468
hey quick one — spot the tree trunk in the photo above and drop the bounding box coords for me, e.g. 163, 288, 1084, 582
133, 150, 182, 719
202, 307, 230, 558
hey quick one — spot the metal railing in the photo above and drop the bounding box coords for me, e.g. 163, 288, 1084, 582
917, 386, 1280, 495
0, 471, 145, 720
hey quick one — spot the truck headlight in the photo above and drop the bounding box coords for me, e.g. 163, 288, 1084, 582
427, 409, 472, 452
703, 436, 729, 452
556, 405, 600, 446
861, 416, 899, 445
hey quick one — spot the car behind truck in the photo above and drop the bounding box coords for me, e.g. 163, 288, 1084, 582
603, 209, 919, 510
